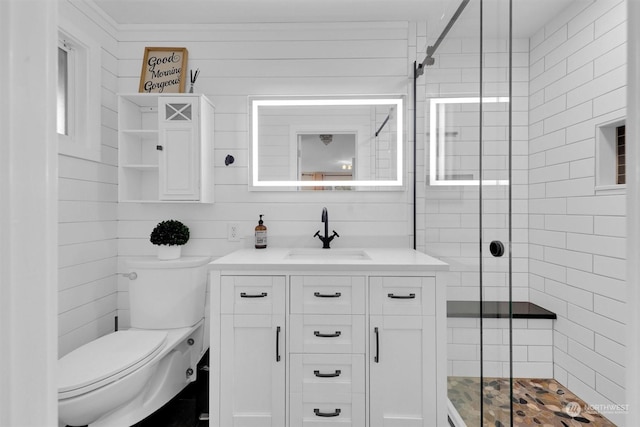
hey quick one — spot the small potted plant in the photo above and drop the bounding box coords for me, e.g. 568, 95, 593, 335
150, 219, 190, 260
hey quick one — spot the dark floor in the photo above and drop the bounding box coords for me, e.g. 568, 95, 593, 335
132, 381, 208, 427
66, 382, 208, 427
133, 351, 210, 427
448, 376, 618, 427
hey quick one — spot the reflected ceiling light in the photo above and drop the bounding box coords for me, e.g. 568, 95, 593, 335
319, 134, 333, 145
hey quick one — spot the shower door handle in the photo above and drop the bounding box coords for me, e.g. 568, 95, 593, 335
489, 240, 505, 257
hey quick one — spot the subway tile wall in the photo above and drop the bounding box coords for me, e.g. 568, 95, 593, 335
528, 0, 627, 424
448, 318, 554, 379
415, 26, 531, 302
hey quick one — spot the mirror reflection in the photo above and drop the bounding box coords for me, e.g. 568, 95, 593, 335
250, 97, 404, 190
428, 97, 510, 186
299, 133, 356, 191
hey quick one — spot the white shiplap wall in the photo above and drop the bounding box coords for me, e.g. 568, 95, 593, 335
115, 22, 415, 327
528, 0, 627, 423
58, 1, 119, 357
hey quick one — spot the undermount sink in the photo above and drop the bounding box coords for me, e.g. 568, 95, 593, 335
284, 248, 372, 261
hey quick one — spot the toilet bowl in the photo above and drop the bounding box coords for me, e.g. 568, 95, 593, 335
58, 256, 210, 427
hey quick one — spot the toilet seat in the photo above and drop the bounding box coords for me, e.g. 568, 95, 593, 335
58, 330, 167, 399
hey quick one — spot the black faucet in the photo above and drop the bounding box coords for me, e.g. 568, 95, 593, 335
314, 207, 339, 249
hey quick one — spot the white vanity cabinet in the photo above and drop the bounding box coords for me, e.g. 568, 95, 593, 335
118, 93, 214, 203
208, 248, 448, 427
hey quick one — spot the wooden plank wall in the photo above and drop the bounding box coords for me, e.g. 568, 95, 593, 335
57, 0, 120, 356
114, 22, 415, 327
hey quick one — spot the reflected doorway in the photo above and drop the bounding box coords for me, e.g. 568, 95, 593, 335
298, 132, 356, 190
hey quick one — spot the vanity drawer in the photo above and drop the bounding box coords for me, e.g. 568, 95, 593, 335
290, 315, 365, 354
220, 275, 286, 314
370, 276, 435, 316
290, 276, 365, 315
290, 391, 365, 427
290, 354, 365, 395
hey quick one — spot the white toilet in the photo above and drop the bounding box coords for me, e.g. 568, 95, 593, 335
58, 256, 210, 427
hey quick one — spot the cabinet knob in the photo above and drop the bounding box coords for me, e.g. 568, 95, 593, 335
156, 145, 163, 151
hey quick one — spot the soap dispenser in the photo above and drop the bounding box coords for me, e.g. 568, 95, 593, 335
255, 215, 267, 249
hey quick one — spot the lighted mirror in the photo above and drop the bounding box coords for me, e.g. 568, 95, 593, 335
250, 96, 404, 190
428, 97, 510, 186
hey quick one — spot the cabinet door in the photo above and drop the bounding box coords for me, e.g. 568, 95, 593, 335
158, 97, 200, 200
220, 314, 285, 427
369, 315, 437, 427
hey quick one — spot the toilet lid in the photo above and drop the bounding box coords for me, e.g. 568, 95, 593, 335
58, 330, 167, 396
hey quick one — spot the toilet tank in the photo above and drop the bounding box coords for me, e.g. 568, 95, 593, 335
126, 256, 211, 329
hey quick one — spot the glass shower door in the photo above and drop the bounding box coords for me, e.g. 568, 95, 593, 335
423, 0, 514, 425
478, 0, 515, 425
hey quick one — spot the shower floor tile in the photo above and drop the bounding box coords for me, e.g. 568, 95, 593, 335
448, 377, 617, 426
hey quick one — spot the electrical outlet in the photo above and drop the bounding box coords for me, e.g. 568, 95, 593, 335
227, 223, 240, 242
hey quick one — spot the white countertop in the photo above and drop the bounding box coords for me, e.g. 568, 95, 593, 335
208, 248, 448, 272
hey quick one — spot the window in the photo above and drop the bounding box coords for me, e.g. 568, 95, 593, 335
57, 22, 101, 161
57, 42, 72, 137
596, 119, 626, 192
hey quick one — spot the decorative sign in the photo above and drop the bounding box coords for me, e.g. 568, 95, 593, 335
139, 47, 188, 93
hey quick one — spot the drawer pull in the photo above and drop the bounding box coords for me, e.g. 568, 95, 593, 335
240, 292, 268, 298
314, 369, 342, 378
314, 330, 341, 338
314, 291, 342, 298
314, 408, 341, 417
387, 293, 416, 299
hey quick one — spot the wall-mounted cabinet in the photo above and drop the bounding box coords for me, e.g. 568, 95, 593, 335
118, 94, 215, 203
